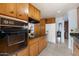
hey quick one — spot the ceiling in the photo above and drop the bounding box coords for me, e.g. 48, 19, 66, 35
33, 3, 79, 18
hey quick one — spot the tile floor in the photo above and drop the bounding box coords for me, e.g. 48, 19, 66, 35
39, 42, 72, 56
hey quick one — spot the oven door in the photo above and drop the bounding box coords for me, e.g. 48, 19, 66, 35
7, 32, 26, 46
0, 25, 28, 45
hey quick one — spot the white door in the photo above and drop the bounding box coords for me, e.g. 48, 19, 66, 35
46, 24, 56, 43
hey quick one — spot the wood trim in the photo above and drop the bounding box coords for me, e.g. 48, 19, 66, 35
0, 15, 28, 23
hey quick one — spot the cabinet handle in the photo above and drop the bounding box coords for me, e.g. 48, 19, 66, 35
10, 11, 14, 14
76, 45, 79, 49
19, 15, 22, 16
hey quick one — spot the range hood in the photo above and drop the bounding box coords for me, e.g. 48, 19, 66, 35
28, 17, 40, 24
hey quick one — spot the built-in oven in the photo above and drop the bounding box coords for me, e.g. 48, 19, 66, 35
0, 16, 28, 55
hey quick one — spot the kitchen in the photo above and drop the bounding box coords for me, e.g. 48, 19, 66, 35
0, 3, 79, 56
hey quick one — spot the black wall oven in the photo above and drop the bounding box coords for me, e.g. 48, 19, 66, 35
0, 17, 28, 55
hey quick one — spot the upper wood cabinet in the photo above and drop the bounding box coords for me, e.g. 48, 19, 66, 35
16, 3, 28, 20
0, 3, 40, 21
28, 4, 34, 18
46, 18, 55, 24
0, 3, 6, 15
28, 4, 40, 21
5, 3, 17, 17
40, 19, 46, 36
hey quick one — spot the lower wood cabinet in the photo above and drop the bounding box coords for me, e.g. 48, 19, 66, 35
16, 36, 47, 56
73, 42, 79, 56
16, 47, 29, 56
29, 42, 38, 56
38, 36, 47, 53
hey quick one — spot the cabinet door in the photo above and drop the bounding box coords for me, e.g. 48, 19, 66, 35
73, 42, 79, 56
34, 24, 40, 36
43, 37, 47, 48
36, 10, 40, 21
34, 8, 40, 21
0, 3, 6, 15
16, 47, 29, 56
16, 3, 28, 20
5, 3, 16, 17
38, 37, 47, 53
28, 4, 40, 21
29, 4, 34, 18
38, 37, 44, 53
29, 42, 38, 56
46, 18, 55, 24
40, 19, 45, 36
34, 8, 37, 20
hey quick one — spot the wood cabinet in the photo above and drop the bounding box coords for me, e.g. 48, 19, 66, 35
28, 38, 39, 56
29, 42, 38, 56
34, 24, 40, 36
16, 3, 28, 20
0, 3, 6, 15
16, 47, 29, 56
5, 3, 17, 17
35, 8, 40, 21
38, 36, 47, 53
40, 19, 46, 36
0, 3, 17, 17
0, 3, 40, 21
28, 4, 40, 21
28, 37, 47, 56
73, 42, 79, 56
46, 18, 55, 24
28, 4, 34, 19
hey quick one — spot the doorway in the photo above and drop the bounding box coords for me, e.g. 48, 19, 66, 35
64, 21, 69, 43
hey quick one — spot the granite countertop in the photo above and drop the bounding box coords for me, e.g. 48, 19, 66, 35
70, 29, 79, 37
70, 29, 79, 33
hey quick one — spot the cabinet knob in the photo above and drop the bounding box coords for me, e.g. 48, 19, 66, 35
19, 15, 22, 16
76, 45, 79, 49
10, 11, 14, 14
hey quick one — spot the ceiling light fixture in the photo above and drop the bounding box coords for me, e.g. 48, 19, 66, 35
57, 10, 61, 13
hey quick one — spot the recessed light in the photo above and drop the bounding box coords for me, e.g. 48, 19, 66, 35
57, 10, 61, 13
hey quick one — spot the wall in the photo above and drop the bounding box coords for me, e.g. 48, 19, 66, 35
56, 17, 64, 43
67, 9, 77, 52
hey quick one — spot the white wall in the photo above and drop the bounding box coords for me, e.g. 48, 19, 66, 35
67, 9, 77, 51
56, 17, 64, 43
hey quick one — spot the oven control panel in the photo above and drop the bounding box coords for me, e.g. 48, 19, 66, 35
0, 17, 28, 27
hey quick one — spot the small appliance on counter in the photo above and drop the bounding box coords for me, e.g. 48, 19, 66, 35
0, 16, 28, 55
28, 23, 35, 39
